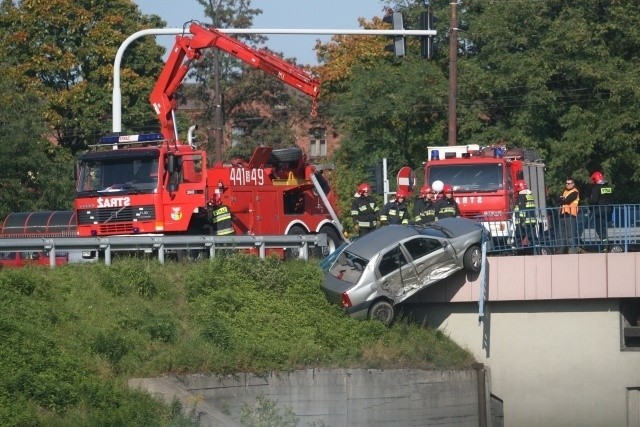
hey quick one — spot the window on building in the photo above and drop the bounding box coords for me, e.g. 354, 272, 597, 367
309, 127, 327, 158
231, 126, 246, 148
620, 298, 640, 351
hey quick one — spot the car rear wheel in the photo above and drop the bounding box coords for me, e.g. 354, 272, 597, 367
368, 300, 394, 326
463, 245, 482, 272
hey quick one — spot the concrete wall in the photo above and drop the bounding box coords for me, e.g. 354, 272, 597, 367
406, 299, 640, 427
131, 369, 490, 426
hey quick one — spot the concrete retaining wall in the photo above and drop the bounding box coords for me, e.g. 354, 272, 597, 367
130, 368, 492, 426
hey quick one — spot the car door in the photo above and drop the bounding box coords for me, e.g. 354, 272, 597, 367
402, 236, 460, 289
376, 245, 419, 301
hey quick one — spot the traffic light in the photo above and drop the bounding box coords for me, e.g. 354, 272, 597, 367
368, 163, 384, 195
420, 10, 436, 59
382, 12, 405, 58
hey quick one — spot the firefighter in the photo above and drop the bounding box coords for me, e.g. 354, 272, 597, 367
351, 183, 379, 237
380, 188, 410, 225
209, 195, 235, 236
557, 178, 580, 254
513, 180, 538, 250
588, 171, 613, 250
413, 185, 437, 225
435, 184, 460, 220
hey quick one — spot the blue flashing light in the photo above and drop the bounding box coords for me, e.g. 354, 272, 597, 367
430, 150, 440, 161
493, 147, 504, 158
99, 133, 164, 145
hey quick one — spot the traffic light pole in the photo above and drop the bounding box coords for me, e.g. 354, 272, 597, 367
383, 158, 390, 204
111, 27, 436, 133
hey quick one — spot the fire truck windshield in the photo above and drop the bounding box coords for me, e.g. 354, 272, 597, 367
428, 163, 504, 192
77, 155, 160, 193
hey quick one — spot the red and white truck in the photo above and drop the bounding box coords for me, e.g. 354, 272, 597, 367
423, 144, 546, 242
73, 23, 344, 256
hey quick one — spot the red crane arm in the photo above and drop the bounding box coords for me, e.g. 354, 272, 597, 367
149, 22, 321, 141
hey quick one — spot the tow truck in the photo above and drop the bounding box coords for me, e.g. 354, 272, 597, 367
74, 22, 343, 257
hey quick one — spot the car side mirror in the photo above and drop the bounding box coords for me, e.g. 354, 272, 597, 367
442, 241, 449, 248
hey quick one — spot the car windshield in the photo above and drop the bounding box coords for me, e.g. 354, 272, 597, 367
328, 250, 369, 284
428, 163, 503, 192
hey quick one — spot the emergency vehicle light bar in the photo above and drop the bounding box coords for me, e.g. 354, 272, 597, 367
99, 133, 164, 145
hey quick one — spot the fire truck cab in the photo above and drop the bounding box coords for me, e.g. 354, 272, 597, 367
424, 144, 546, 243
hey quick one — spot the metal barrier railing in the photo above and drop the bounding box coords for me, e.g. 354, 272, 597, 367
0, 234, 328, 267
481, 204, 640, 254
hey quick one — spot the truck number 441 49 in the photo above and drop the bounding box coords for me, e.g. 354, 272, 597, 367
230, 168, 264, 186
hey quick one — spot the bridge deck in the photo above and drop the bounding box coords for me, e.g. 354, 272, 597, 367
413, 252, 640, 303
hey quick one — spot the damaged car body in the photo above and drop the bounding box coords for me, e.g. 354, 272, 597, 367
321, 217, 484, 325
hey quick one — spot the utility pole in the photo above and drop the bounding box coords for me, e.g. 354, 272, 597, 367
213, 49, 223, 162
209, 0, 223, 162
448, 1, 458, 146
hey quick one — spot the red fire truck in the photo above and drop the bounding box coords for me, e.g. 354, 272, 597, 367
423, 144, 546, 242
74, 22, 343, 256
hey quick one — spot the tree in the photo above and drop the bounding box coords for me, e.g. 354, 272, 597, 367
315, 16, 395, 96
458, 0, 640, 201
318, 0, 640, 205
0, 66, 75, 218
0, 0, 166, 153
315, 4, 449, 217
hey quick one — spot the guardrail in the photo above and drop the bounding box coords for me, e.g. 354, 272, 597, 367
0, 234, 328, 267
483, 204, 640, 255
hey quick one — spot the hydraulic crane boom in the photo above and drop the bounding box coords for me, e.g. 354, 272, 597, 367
150, 22, 321, 142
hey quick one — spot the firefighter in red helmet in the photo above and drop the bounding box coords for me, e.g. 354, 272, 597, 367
413, 185, 437, 225
588, 171, 613, 250
435, 184, 460, 220
351, 182, 379, 236
380, 188, 410, 225
513, 179, 538, 251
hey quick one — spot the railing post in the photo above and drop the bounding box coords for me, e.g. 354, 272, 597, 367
157, 244, 165, 265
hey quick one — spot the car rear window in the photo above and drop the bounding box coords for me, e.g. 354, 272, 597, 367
329, 251, 367, 284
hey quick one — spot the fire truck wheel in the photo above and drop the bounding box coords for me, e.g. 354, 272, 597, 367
269, 147, 303, 164
317, 225, 343, 258
284, 225, 308, 260
463, 245, 482, 272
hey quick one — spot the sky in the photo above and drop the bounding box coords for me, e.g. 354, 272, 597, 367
133, 0, 386, 65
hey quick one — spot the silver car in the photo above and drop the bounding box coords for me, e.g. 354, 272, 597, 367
321, 217, 483, 325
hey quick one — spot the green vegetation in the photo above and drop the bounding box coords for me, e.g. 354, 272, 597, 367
0, 255, 474, 425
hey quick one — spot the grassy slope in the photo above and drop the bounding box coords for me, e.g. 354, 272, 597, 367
0, 255, 475, 425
